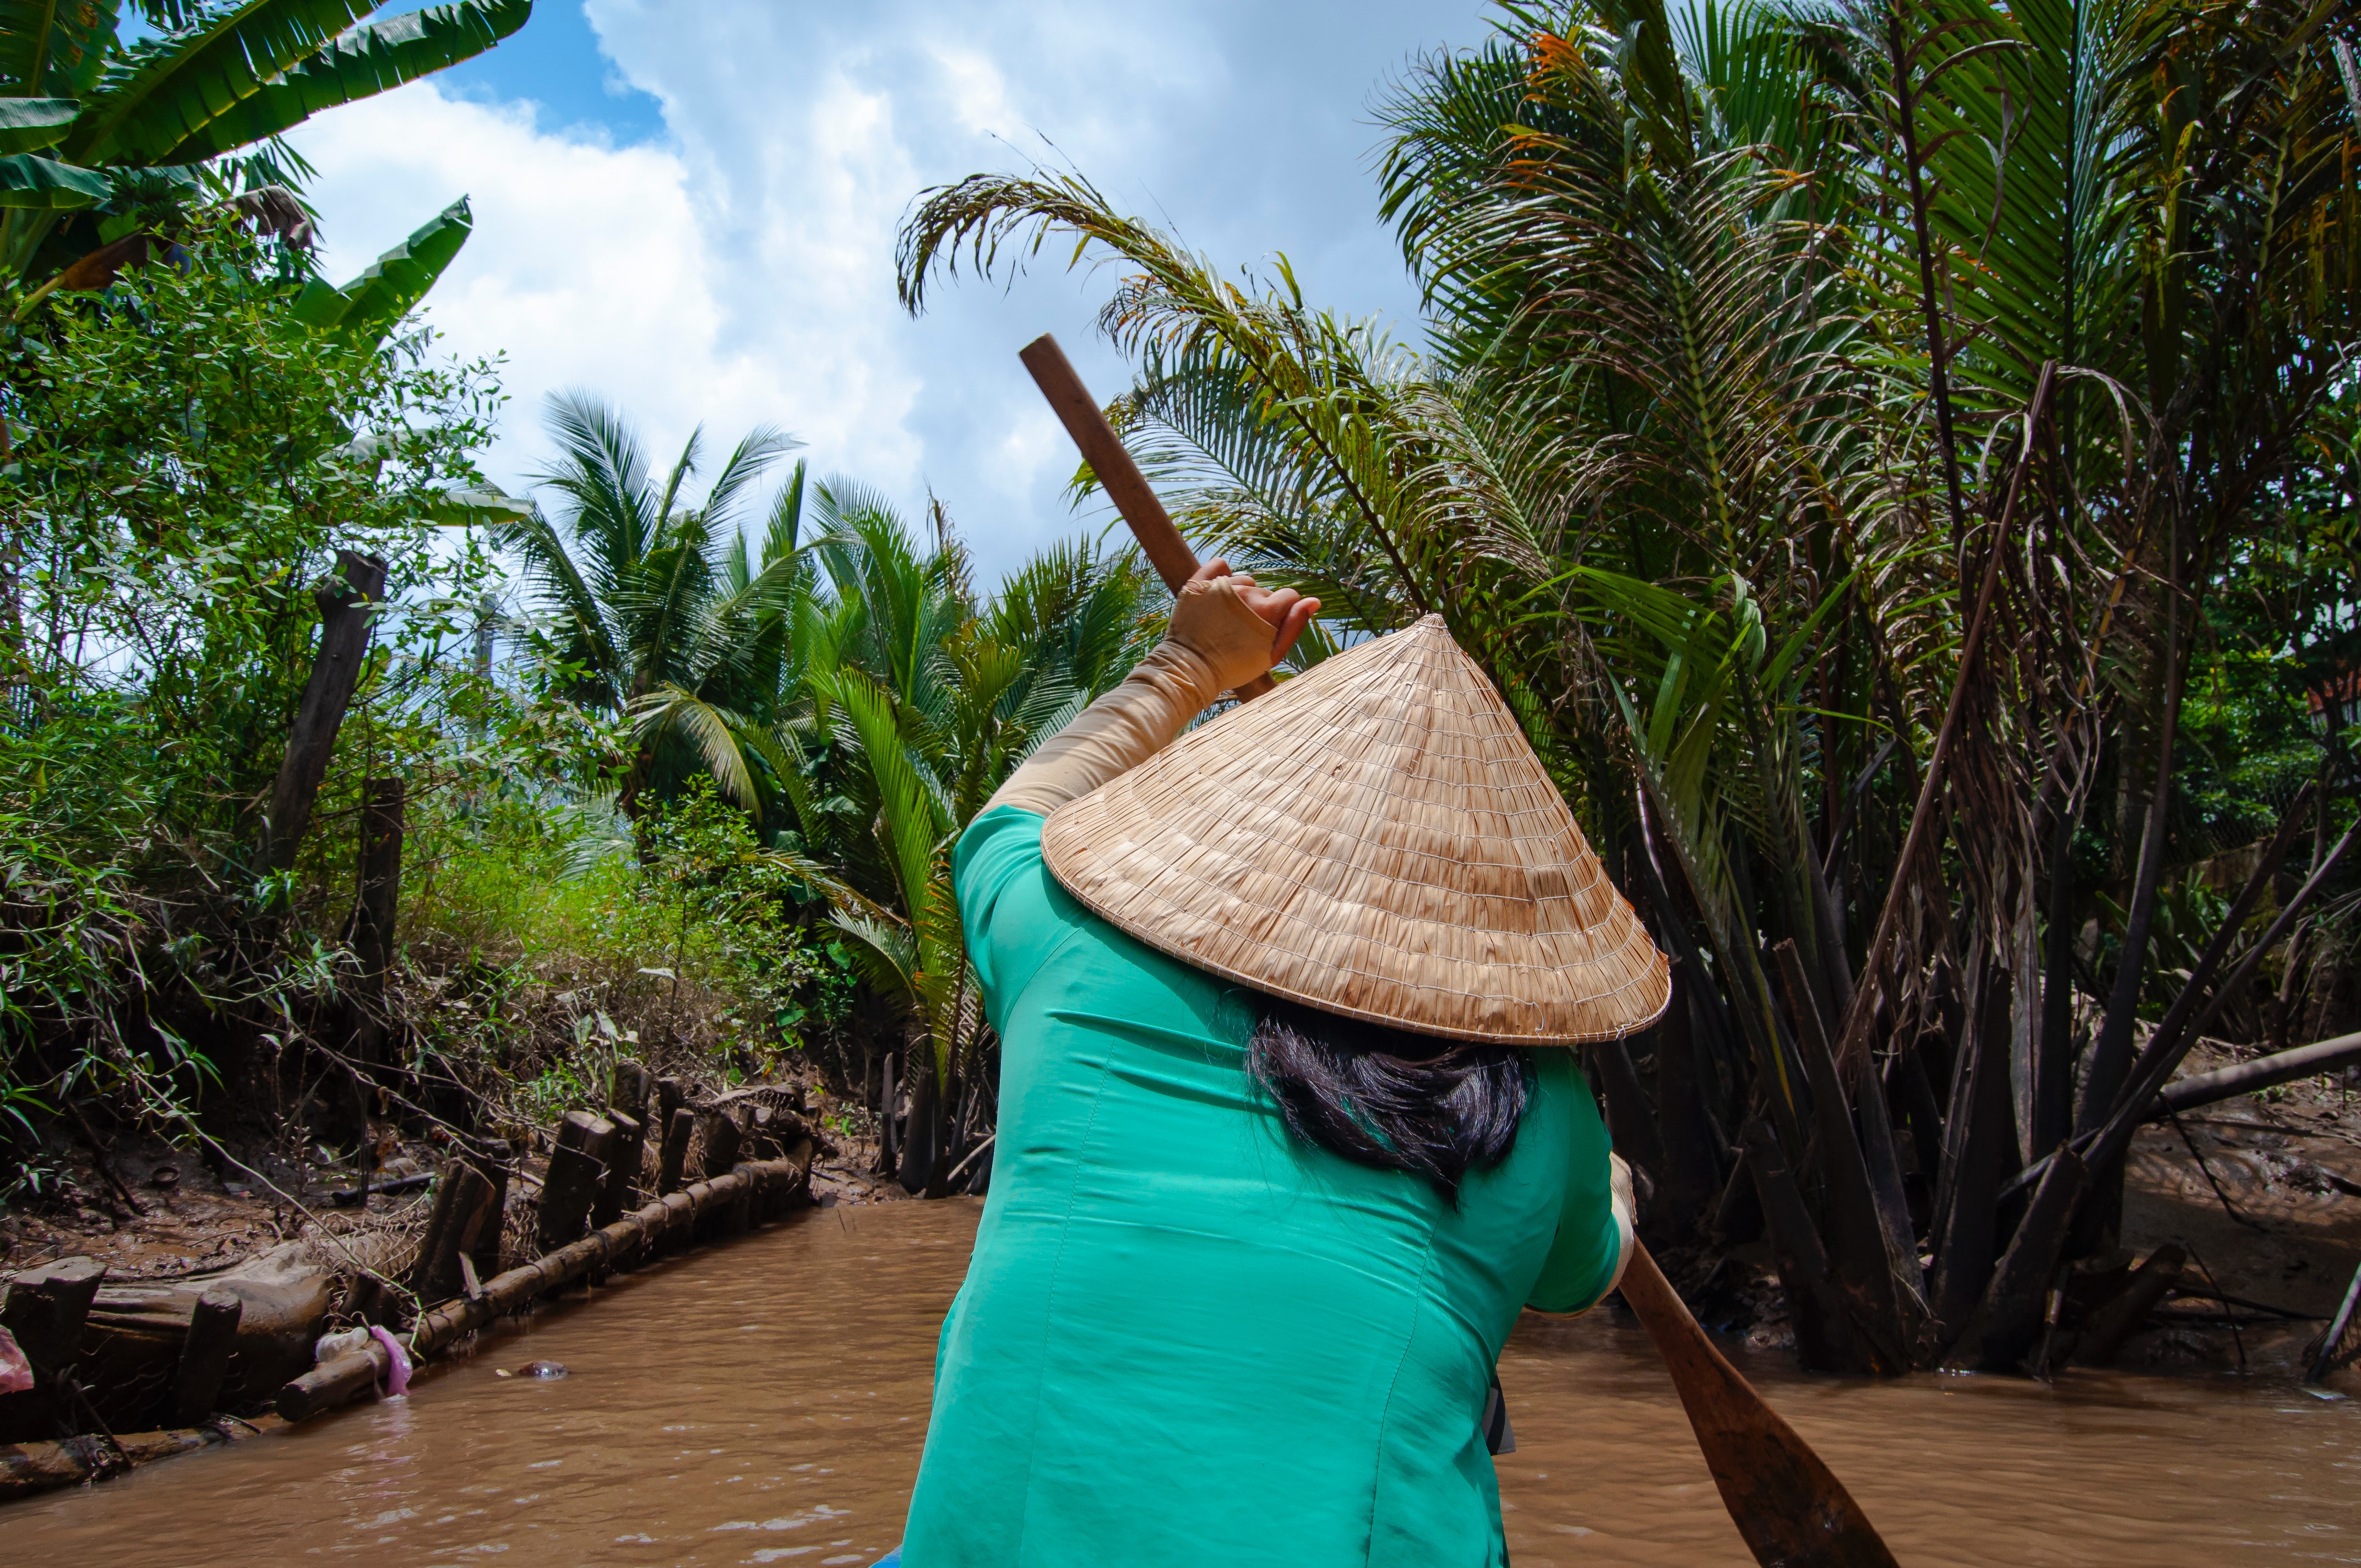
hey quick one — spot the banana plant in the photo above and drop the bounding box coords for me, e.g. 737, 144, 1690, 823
0, 0, 530, 286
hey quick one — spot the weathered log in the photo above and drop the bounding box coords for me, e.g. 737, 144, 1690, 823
592, 1111, 641, 1228
534, 1110, 616, 1255
2152, 1031, 2361, 1118
278, 1144, 814, 1424
656, 1074, 686, 1129
657, 1107, 694, 1195
0, 1417, 284, 1500
171, 1287, 243, 1426
260, 551, 388, 873
1739, 1121, 1857, 1373
410, 1162, 497, 1304
2074, 1243, 2186, 1368
1967, 1147, 2088, 1373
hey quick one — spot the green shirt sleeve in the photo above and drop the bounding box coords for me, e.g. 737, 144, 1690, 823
951, 804, 1078, 1042
1523, 1055, 1627, 1314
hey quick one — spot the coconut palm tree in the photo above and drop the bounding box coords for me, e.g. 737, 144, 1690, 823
498, 391, 804, 820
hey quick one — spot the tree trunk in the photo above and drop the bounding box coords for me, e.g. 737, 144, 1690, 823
1653, 963, 1727, 1240
259, 551, 387, 875
344, 777, 405, 1066
899, 1054, 942, 1195
1928, 962, 2018, 1355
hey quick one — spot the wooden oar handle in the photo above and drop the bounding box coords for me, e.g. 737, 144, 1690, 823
1018, 333, 1275, 702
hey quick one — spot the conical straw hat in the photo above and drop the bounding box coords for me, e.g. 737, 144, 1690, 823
1040, 614, 1669, 1045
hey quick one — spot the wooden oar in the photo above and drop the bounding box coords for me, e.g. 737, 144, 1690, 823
1016, 333, 1275, 701
1018, 329, 1900, 1568
1619, 1239, 1900, 1566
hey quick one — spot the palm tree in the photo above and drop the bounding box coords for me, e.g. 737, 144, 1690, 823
771, 486, 1155, 1190
896, 0, 2359, 1363
499, 391, 804, 820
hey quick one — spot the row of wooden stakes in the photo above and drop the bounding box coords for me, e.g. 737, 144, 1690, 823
0, 1071, 819, 1500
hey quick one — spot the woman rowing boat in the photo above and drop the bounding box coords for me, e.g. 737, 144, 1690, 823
888, 561, 1669, 1566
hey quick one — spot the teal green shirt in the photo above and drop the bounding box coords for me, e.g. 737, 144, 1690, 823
900, 807, 1623, 1567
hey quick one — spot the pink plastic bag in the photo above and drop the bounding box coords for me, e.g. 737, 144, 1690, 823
0, 1326, 32, 1394
367, 1325, 412, 1398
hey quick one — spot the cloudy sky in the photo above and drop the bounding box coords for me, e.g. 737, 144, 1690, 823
289, 0, 1498, 586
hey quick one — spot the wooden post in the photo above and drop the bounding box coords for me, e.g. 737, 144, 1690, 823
171, 1287, 243, 1425
2, 1257, 104, 1374
259, 552, 387, 874
534, 1111, 615, 1256
600, 1060, 651, 1226
592, 1111, 640, 1227
344, 777, 405, 1066
410, 1162, 494, 1303
656, 1075, 684, 1129
465, 1139, 509, 1284
657, 1108, 694, 1195
0, 1257, 104, 1439
695, 1108, 744, 1184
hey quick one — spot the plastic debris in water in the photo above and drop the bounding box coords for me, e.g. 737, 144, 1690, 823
497, 1360, 568, 1380
369, 1325, 413, 1397
315, 1327, 373, 1363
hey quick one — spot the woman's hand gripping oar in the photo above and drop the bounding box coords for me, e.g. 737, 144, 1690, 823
1019, 328, 1899, 1568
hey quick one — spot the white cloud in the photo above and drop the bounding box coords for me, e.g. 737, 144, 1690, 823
291, 0, 1474, 584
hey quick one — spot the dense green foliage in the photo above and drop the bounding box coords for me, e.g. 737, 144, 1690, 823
496, 391, 1159, 1182
901, 0, 2360, 1358
0, 220, 502, 1130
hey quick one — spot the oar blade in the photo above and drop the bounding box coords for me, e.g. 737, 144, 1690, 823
1621, 1242, 1900, 1568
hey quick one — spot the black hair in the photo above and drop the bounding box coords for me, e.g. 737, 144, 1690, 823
1246, 996, 1532, 1205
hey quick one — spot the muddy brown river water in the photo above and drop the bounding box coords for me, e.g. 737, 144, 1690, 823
12, 1198, 2360, 1565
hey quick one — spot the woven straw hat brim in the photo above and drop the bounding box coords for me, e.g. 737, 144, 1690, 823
1041, 615, 1670, 1045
